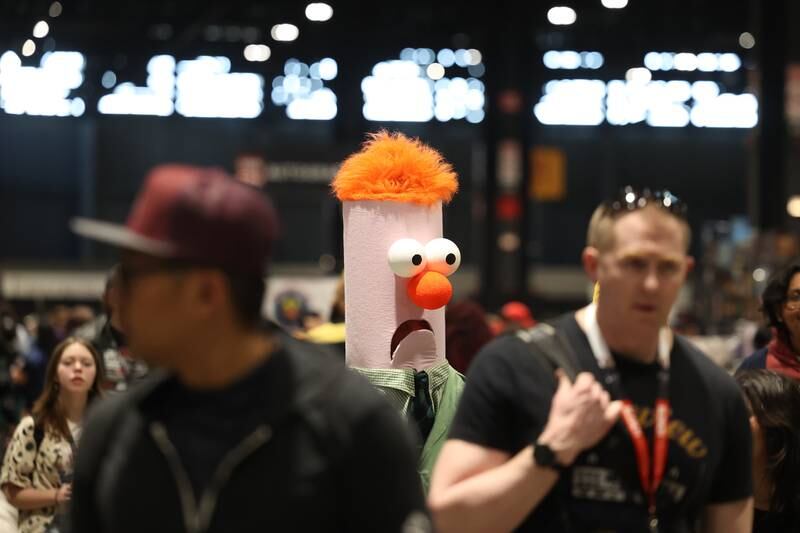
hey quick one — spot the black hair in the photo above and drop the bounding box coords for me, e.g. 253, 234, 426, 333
224, 272, 266, 328
735, 369, 800, 524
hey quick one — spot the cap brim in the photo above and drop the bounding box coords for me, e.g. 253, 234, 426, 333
70, 217, 177, 257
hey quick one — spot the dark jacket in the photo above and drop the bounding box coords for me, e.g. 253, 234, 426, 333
68, 332, 428, 533
738, 347, 768, 371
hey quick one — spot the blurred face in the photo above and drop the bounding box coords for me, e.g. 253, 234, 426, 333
587, 208, 693, 336
57, 342, 96, 395
49, 306, 70, 331
779, 273, 800, 344
118, 253, 194, 367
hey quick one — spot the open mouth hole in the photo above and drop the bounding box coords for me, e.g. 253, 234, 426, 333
390, 319, 433, 357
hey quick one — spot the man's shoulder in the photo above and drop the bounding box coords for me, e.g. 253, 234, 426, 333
468, 317, 578, 386
673, 335, 741, 397
84, 371, 168, 427
279, 333, 397, 420
470, 330, 540, 376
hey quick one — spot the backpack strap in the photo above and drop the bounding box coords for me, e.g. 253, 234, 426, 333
515, 323, 580, 531
515, 323, 581, 382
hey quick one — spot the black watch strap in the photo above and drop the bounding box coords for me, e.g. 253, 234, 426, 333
533, 442, 568, 472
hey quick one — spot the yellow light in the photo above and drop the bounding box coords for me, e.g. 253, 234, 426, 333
787, 196, 800, 217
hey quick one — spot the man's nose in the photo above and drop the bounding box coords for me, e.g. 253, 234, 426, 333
643, 268, 660, 291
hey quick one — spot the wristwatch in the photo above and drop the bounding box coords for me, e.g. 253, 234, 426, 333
533, 442, 568, 472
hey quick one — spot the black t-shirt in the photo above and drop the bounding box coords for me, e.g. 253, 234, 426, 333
449, 314, 752, 533
752, 509, 795, 533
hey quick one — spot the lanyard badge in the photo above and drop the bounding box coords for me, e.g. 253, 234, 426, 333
581, 304, 671, 532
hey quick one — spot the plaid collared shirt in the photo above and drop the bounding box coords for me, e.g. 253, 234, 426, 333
351, 361, 452, 416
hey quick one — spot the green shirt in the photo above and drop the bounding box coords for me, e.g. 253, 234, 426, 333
353, 361, 453, 416
353, 362, 465, 492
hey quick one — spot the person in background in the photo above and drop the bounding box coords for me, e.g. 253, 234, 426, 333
0, 304, 29, 439
735, 370, 800, 532
22, 306, 72, 411
752, 326, 772, 352
1, 337, 103, 533
739, 260, 800, 379
68, 164, 428, 532
445, 300, 493, 375
300, 277, 346, 359
499, 300, 537, 333
66, 306, 95, 334
75, 266, 148, 392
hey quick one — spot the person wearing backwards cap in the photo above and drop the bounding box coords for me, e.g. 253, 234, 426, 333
67, 165, 430, 533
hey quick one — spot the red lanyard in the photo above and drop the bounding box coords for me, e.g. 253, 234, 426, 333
581, 304, 671, 531
619, 393, 670, 516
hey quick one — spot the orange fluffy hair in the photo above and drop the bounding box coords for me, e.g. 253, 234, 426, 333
332, 131, 458, 205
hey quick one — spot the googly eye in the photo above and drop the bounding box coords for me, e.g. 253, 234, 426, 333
388, 239, 427, 278
424, 238, 461, 276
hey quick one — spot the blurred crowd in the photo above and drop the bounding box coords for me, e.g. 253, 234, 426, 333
0, 285, 541, 451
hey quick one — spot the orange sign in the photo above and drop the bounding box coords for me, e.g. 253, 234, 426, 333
530, 147, 566, 201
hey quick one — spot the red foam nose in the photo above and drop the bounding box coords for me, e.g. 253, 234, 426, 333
407, 271, 453, 310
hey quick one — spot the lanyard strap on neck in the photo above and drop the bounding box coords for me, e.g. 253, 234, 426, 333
581, 303, 672, 517
582, 303, 672, 370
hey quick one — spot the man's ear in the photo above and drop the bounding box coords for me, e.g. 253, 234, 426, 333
685, 255, 696, 274
185, 270, 227, 320
582, 247, 600, 283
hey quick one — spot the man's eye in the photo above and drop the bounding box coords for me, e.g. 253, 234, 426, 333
659, 263, 680, 275
624, 258, 647, 271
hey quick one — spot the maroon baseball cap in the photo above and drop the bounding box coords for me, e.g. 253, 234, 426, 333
71, 164, 278, 275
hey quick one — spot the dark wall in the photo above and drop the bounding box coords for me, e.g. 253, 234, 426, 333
0, 116, 83, 260
530, 126, 751, 264
0, 113, 751, 267
1, 115, 480, 265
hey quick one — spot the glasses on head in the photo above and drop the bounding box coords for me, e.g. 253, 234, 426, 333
603, 186, 688, 219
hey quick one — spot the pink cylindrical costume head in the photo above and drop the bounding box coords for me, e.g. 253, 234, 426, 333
333, 132, 460, 370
